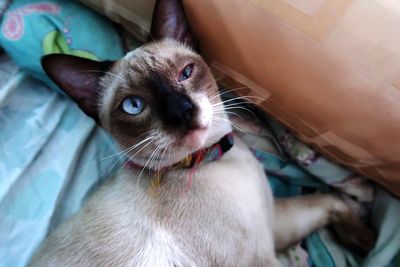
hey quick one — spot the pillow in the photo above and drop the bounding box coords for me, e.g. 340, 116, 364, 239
78, 0, 400, 197
0, 0, 124, 89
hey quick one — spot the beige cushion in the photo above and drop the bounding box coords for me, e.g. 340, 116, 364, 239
79, 0, 400, 196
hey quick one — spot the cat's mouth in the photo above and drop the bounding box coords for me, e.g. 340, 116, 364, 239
181, 127, 208, 149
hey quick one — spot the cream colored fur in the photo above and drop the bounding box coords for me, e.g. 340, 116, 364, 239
30, 137, 282, 266
31, 40, 368, 267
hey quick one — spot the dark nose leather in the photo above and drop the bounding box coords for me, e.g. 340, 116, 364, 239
164, 93, 193, 127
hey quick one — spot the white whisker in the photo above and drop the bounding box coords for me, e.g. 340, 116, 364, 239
212, 95, 265, 108
209, 87, 249, 101
137, 144, 162, 183
106, 134, 155, 177
76, 130, 156, 175
216, 106, 258, 121
212, 115, 252, 135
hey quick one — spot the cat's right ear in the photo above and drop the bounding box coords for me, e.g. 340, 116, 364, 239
41, 54, 114, 122
149, 0, 198, 50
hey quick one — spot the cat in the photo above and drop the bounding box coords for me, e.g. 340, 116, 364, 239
29, 0, 375, 266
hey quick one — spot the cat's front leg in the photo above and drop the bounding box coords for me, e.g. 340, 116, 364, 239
272, 194, 375, 253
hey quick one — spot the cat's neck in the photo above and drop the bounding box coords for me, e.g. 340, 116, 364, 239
126, 132, 234, 173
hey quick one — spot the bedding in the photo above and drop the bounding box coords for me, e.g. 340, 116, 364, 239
0, 0, 123, 89
0, 53, 121, 266
0, 1, 399, 267
0, 1, 124, 266
230, 109, 400, 267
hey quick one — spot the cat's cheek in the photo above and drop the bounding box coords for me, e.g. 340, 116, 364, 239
195, 95, 213, 128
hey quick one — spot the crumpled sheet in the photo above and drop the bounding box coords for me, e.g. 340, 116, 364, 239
231, 109, 400, 267
0, 53, 120, 267
0, 0, 125, 264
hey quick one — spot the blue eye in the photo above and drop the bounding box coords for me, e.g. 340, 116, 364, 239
121, 96, 145, 115
178, 64, 193, 82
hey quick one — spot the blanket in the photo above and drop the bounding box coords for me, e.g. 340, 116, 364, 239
230, 109, 400, 267
0, 0, 124, 266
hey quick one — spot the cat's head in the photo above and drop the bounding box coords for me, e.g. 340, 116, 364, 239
41, 0, 231, 169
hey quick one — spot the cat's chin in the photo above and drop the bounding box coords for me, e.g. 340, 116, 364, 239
181, 128, 208, 150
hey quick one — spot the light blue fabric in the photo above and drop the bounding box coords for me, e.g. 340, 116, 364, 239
0, 1, 124, 266
363, 189, 400, 267
259, 118, 400, 267
305, 232, 336, 267
267, 118, 352, 184
0, 54, 120, 267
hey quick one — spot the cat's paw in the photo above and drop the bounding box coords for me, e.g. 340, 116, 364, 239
329, 196, 376, 255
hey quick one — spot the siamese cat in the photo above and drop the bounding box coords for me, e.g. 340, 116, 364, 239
30, 0, 374, 266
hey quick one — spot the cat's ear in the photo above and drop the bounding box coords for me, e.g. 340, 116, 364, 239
149, 0, 198, 50
41, 54, 114, 122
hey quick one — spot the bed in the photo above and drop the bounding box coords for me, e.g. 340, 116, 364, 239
0, 1, 399, 266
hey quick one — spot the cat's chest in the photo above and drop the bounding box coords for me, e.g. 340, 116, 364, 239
80, 141, 274, 265
125, 139, 272, 225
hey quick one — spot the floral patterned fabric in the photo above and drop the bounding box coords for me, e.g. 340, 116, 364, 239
232, 110, 400, 267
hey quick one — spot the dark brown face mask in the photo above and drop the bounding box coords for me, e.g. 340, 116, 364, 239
41, 0, 198, 123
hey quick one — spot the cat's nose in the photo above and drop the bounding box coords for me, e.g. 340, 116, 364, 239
164, 94, 193, 127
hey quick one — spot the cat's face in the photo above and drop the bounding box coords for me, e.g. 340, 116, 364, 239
41, 0, 231, 169
99, 40, 231, 168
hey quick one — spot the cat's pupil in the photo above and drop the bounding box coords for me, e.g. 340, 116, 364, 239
179, 64, 193, 81
121, 96, 144, 115
131, 99, 138, 108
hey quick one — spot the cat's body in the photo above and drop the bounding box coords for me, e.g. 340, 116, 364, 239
31, 137, 278, 267
30, 0, 375, 266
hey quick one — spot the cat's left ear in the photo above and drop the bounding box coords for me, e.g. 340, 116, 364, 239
41, 54, 114, 122
149, 0, 198, 50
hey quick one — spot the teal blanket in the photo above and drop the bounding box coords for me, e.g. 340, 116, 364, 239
231, 111, 400, 267
0, 0, 124, 266
0, 54, 119, 267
